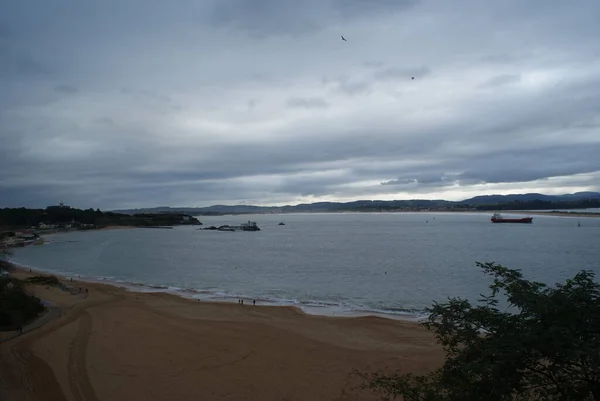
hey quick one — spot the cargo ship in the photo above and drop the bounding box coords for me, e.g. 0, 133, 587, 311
491, 213, 533, 223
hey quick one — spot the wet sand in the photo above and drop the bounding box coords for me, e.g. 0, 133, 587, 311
0, 268, 444, 401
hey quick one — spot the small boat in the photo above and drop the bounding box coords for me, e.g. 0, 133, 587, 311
491, 213, 533, 224
240, 221, 260, 231
278, 222, 285, 226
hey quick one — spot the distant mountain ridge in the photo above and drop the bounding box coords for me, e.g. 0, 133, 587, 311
112, 192, 600, 215
458, 191, 600, 205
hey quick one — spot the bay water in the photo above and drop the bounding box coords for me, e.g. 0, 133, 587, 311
10, 212, 600, 318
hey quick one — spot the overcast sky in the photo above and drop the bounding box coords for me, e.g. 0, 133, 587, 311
2, 0, 600, 209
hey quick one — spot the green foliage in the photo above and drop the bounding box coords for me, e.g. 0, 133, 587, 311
0, 248, 13, 273
26, 275, 61, 286
360, 262, 600, 401
0, 276, 45, 329
0, 247, 10, 260
0, 206, 103, 227
0, 206, 201, 229
131, 213, 202, 226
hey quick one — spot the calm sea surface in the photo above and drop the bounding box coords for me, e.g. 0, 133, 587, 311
10, 213, 600, 318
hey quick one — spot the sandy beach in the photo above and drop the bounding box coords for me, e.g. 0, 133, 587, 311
0, 268, 444, 401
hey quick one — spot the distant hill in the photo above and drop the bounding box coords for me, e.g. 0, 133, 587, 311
110, 192, 600, 215
460, 191, 600, 205
556, 191, 600, 200
112, 199, 458, 215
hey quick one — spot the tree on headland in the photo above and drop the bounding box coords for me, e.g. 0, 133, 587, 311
0, 248, 46, 330
0, 247, 14, 273
0, 279, 45, 331
359, 262, 600, 401
0, 206, 202, 229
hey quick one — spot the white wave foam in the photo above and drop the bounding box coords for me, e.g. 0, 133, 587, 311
7, 261, 425, 321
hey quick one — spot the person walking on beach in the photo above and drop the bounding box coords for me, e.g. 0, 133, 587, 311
253, 300, 256, 306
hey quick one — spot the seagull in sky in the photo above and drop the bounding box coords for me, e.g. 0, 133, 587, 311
341, 35, 347, 41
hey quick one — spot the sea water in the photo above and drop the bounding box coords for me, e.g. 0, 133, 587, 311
10, 212, 600, 318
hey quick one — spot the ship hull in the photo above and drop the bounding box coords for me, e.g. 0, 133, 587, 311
491, 217, 533, 223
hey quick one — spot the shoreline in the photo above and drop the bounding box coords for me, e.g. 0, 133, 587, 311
96, 225, 139, 230
192, 210, 600, 218
519, 211, 600, 218
9, 262, 426, 322
1, 264, 444, 400
3, 209, 597, 236
11, 208, 596, 321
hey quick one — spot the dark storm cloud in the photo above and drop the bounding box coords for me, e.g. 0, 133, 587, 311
54, 84, 79, 94
209, 0, 418, 37
480, 53, 528, 65
247, 99, 258, 110
0, 23, 8, 36
323, 76, 372, 96
2, 0, 600, 208
120, 88, 172, 103
338, 81, 372, 96
380, 143, 600, 189
478, 74, 521, 88
15, 56, 51, 76
94, 117, 116, 126
332, 0, 418, 19
364, 61, 386, 69
0, 52, 51, 77
210, 0, 322, 37
286, 97, 330, 109
373, 66, 431, 80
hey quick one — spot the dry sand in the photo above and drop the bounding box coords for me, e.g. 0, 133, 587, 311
1, 269, 444, 401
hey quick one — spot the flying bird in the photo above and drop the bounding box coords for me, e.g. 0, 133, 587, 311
341, 35, 347, 41
411, 77, 415, 80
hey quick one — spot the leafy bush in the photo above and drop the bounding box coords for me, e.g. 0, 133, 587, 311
360, 262, 600, 401
26, 275, 61, 286
0, 276, 45, 329
0, 248, 14, 274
